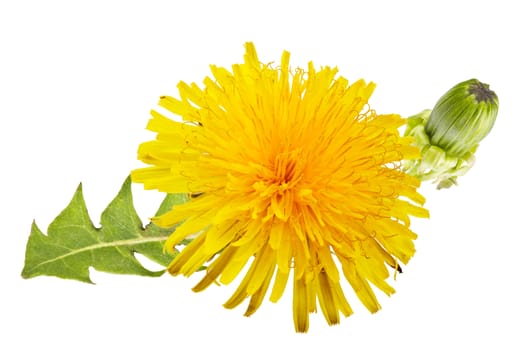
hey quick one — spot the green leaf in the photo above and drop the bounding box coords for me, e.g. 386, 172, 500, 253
21, 176, 188, 283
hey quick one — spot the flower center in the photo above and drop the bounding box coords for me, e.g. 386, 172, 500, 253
272, 150, 303, 193
250, 149, 312, 222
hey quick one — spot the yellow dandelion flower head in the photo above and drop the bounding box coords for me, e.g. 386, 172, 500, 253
132, 42, 429, 332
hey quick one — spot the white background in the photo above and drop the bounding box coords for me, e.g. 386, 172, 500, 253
1, 0, 512, 348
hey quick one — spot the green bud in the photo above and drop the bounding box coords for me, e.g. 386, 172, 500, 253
425, 79, 498, 158
403, 79, 499, 189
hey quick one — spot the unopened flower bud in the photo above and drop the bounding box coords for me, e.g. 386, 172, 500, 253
425, 79, 498, 157
403, 79, 499, 189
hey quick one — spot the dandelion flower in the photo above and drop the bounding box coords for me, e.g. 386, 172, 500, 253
132, 42, 429, 332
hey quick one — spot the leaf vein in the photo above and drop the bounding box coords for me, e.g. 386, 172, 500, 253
26, 235, 168, 273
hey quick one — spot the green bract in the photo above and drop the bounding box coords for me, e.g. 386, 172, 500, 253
403, 79, 499, 189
